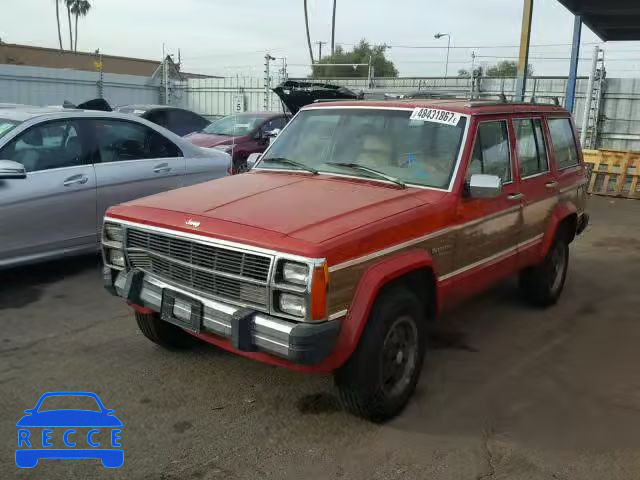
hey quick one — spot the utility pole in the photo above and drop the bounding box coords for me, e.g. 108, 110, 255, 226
94, 49, 103, 99
470, 51, 476, 97
162, 43, 169, 105
264, 53, 275, 111
315, 41, 327, 61
580, 46, 601, 147
331, 0, 337, 55
278, 57, 288, 83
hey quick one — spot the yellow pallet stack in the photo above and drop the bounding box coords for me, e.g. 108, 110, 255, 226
583, 149, 640, 199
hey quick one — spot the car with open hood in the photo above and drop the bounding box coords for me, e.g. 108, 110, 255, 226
103, 97, 589, 421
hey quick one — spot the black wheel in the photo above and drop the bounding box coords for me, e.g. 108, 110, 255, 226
236, 160, 250, 174
135, 312, 194, 349
519, 235, 569, 307
334, 287, 427, 422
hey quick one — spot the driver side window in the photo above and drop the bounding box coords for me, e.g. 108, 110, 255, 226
467, 120, 512, 183
0, 120, 83, 173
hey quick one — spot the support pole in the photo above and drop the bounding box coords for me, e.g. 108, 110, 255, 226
515, 0, 534, 102
565, 15, 582, 113
445, 35, 451, 78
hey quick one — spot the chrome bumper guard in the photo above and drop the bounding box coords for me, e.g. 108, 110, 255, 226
105, 268, 341, 365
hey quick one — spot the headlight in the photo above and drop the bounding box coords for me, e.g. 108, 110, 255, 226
282, 262, 309, 285
108, 249, 125, 268
104, 223, 124, 243
278, 293, 307, 318
213, 145, 233, 154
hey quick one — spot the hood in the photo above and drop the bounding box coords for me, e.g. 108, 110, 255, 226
272, 80, 361, 115
116, 172, 443, 245
185, 132, 244, 148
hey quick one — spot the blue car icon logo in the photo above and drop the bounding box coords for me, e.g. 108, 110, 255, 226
16, 391, 123, 468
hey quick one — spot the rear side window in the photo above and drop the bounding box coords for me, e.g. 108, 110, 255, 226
91, 119, 182, 163
514, 119, 549, 178
145, 110, 169, 129
467, 121, 512, 183
168, 110, 207, 136
548, 118, 580, 169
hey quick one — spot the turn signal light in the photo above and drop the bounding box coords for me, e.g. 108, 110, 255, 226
310, 263, 329, 321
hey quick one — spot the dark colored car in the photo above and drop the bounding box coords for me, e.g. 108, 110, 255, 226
272, 80, 361, 115
114, 105, 210, 137
185, 112, 290, 173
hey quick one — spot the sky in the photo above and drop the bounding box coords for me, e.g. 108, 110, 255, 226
2, 0, 640, 78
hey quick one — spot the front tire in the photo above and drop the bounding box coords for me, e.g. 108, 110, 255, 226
334, 288, 427, 422
519, 235, 569, 307
135, 312, 194, 349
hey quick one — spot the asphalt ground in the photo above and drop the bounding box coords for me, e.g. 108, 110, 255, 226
1, 195, 639, 479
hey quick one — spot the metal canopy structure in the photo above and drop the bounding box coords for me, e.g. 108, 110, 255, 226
516, 1, 640, 115
556, 0, 640, 41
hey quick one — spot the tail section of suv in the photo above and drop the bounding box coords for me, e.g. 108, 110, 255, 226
103, 99, 588, 421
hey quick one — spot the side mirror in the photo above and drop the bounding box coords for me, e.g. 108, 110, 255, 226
265, 129, 281, 146
264, 128, 281, 138
0, 160, 27, 180
467, 174, 502, 198
247, 153, 262, 169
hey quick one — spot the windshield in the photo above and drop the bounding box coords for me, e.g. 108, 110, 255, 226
0, 119, 19, 139
258, 108, 467, 189
202, 114, 264, 136
37, 395, 101, 412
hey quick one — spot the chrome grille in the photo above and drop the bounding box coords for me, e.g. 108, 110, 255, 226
125, 228, 272, 309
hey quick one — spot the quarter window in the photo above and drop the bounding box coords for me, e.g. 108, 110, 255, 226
91, 119, 182, 163
514, 119, 549, 178
548, 118, 580, 169
0, 120, 83, 172
468, 121, 512, 183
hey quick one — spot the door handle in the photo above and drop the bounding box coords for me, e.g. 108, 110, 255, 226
63, 174, 88, 187
153, 163, 171, 174
507, 193, 524, 201
545, 181, 559, 189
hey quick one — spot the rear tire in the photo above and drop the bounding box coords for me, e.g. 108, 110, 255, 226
135, 312, 194, 349
334, 287, 427, 422
519, 235, 569, 307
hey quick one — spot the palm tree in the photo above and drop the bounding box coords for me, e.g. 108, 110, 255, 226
70, 0, 91, 51
65, 0, 74, 50
55, 0, 63, 50
304, 0, 314, 65
331, 0, 337, 55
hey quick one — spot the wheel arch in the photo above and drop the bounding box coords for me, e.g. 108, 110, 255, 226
327, 249, 437, 370
540, 202, 578, 259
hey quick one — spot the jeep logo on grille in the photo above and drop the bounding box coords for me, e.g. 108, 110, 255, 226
185, 219, 200, 228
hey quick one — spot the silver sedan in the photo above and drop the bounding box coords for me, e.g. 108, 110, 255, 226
0, 108, 231, 269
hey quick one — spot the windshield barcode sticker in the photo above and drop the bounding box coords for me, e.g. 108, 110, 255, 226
410, 108, 461, 126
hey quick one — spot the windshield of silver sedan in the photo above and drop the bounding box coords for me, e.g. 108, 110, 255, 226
0, 119, 19, 139
257, 107, 467, 189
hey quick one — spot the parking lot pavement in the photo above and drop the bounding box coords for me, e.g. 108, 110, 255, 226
1, 195, 639, 479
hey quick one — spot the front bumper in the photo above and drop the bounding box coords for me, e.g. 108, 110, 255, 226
104, 268, 341, 366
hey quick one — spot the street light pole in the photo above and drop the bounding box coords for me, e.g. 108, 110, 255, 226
434, 33, 451, 78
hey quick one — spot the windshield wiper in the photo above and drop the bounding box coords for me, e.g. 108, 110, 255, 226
326, 162, 406, 188
261, 157, 318, 174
